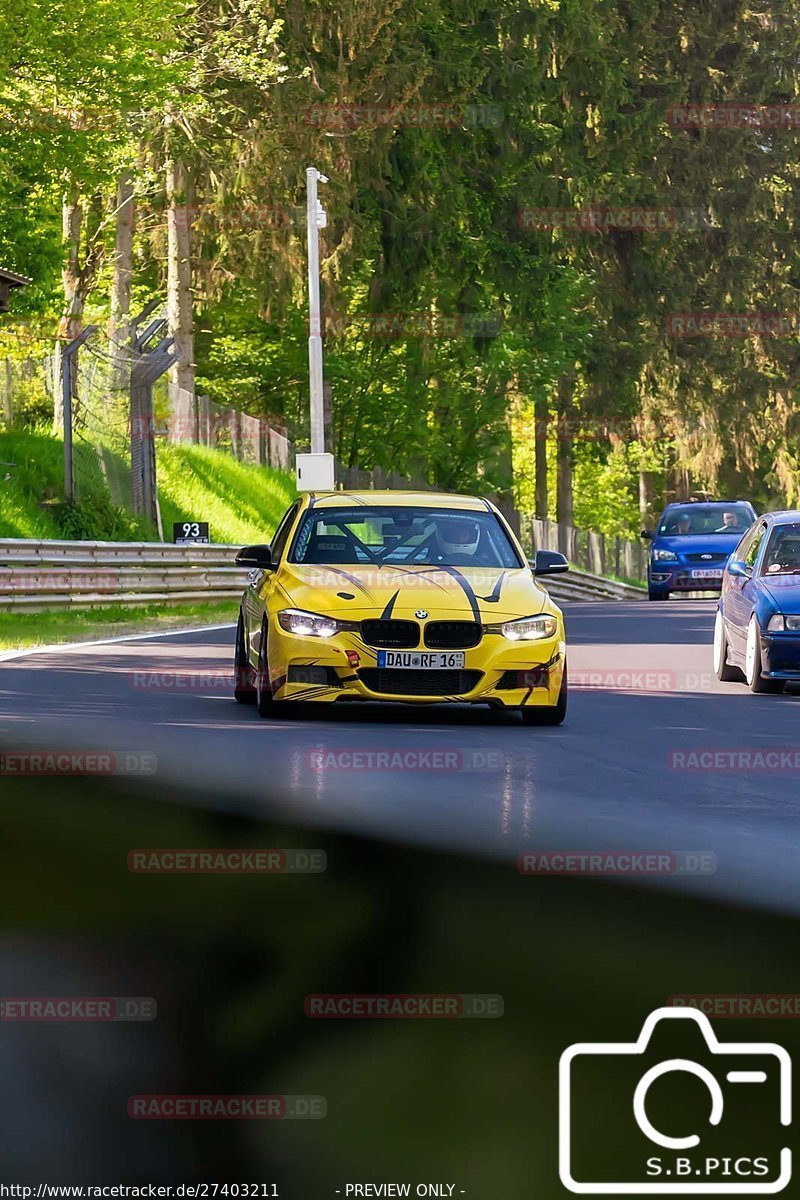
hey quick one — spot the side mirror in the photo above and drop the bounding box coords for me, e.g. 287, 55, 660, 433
640, 529, 654, 541
235, 543, 275, 570
531, 549, 569, 576
728, 559, 752, 579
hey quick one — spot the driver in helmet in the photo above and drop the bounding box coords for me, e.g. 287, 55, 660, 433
436, 517, 482, 565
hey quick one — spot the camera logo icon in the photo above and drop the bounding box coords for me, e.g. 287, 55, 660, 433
559, 1006, 791, 1194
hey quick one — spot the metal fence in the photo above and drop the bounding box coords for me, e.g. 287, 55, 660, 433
531, 517, 647, 583
0, 536, 644, 612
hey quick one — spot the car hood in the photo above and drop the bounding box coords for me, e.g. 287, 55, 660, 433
761, 575, 800, 610
278, 563, 551, 621
653, 533, 743, 556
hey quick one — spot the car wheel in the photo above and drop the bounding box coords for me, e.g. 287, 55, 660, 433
713, 609, 740, 682
233, 613, 256, 704
256, 618, 279, 717
744, 617, 784, 694
521, 667, 567, 726
648, 587, 669, 601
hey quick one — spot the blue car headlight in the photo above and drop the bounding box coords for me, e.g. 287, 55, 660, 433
652, 549, 678, 562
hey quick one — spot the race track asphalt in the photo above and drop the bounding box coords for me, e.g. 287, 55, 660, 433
3, 599, 800, 913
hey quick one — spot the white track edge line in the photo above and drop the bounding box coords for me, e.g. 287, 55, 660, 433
0, 623, 237, 664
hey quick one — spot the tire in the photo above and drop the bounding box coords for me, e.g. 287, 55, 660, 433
712, 609, 740, 682
521, 667, 567, 726
744, 616, 784, 694
648, 586, 669, 601
256, 618, 279, 717
234, 613, 257, 704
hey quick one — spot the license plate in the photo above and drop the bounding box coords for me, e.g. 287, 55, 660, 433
691, 568, 723, 580
377, 651, 465, 669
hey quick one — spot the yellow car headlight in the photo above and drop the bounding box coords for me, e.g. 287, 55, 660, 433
278, 608, 338, 637
494, 615, 558, 641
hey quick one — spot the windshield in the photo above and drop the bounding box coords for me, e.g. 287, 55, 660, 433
290, 506, 522, 568
657, 504, 755, 537
761, 523, 800, 575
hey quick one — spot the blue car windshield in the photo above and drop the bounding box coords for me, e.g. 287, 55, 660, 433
290, 506, 522, 568
657, 504, 754, 536
761, 523, 800, 575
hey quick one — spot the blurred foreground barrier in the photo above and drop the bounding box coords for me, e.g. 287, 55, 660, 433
1, 758, 798, 1189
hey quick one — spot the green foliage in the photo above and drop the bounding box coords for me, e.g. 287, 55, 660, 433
0, 429, 295, 544
156, 443, 297, 544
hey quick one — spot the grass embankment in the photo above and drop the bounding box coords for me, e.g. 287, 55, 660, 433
0, 428, 295, 543
0, 600, 237, 651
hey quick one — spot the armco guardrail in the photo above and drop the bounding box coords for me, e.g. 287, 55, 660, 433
0, 539, 249, 611
0, 539, 644, 611
540, 566, 645, 603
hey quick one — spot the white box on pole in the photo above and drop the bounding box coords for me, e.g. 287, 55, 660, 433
296, 452, 335, 492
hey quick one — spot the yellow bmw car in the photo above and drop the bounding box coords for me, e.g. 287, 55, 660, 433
233, 491, 569, 724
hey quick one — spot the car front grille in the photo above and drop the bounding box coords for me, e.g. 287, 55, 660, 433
358, 668, 483, 696
423, 620, 482, 649
360, 619, 420, 649
686, 553, 727, 563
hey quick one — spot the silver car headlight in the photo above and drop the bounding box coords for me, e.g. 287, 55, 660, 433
768, 614, 800, 632
496, 615, 558, 641
277, 608, 338, 637
652, 549, 678, 562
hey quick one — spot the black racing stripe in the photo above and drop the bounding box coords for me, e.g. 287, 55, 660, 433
380, 590, 400, 618
320, 565, 376, 601
334, 493, 368, 506
392, 566, 453, 594
435, 565, 481, 621
479, 571, 507, 604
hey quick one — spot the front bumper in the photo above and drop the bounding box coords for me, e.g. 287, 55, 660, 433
760, 631, 800, 679
267, 617, 566, 707
649, 566, 725, 592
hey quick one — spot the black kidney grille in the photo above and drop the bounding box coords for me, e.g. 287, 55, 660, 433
360, 619, 419, 648
424, 620, 482, 649
358, 668, 482, 696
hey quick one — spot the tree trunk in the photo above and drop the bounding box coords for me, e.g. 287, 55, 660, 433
166, 157, 196, 441
638, 470, 656, 530
111, 173, 135, 344
54, 189, 84, 429
534, 391, 548, 519
555, 374, 575, 527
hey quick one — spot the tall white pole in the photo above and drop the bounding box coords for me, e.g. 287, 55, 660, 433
306, 167, 326, 454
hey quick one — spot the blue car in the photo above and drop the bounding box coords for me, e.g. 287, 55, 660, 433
714, 511, 800, 693
643, 500, 757, 601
